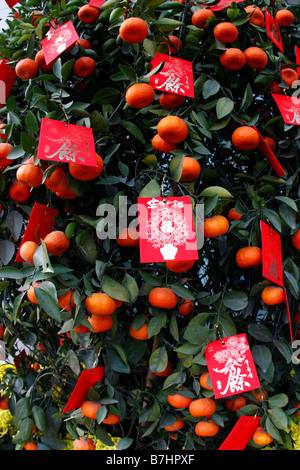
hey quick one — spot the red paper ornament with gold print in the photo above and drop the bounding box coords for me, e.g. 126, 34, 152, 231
205, 333, 261, 400
37, 118, 97, 167
272, 94, 300, 126
149, 53, 194, 98
264, 9, 284, 53
260, 220, 283, 287
137, 196, 199, 264
41, 20, 79, 65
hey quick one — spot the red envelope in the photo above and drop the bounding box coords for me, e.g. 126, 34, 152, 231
37, 118, 97, 166
4, 0, 19, 7
272, 94, 300, 126
260, 220, 283, 287
149, 53, 194, 98
137, 196, 199, 264
296, 46, 300, 77
253, 126, 285, 177
41, 21, 79, 65
264, 9, 284, 53
0, 59, 17, 106
89, 0, 106, 7
208, 0, 245, 11
16, 203, 59, 262
205, 333, 261, 399
63, 366, 105, 413
218, 416, 261, 450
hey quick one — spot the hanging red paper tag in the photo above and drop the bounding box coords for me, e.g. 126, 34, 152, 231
137, 196, 199, 264
149, 53, 194, 98
296, 46, 300, 77
284, 289, 294, 344
208, 0, 245, 11
0, 59, 17, 107
260, 220, 283, 287
264, 9, 284, 53
15, 203, 59, 262
253, 126, 285, 178
4, 0, 19, 7
41, 20, 79, 65
205, 333, 261, 399
272, 94, 300, 126
37, 118, 97, 166
218, 416, 261, 450
63, 366, 105, 413
89, 0, 105, 7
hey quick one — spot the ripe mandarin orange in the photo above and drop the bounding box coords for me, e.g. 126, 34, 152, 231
77, 38, 92, 49
179, 298, 195, 316
117, 228, 139, 247
78, 4, 100, 24
148, 287, 178, 309
166, 259, 195, 273
9, 181, 31, 202
192, 9, 216, 29
103, 411, 120, 425
157, 116, 188, 144
69, 153, 103, 181
151, 134, 178, 154
220, 48, 246, 70
245, 5, 265, 27
154, 361, 174, 377
85, 292, 116, 315
194, 420, 219, 437
164, 416, 185, 432
45, 165, 70, 192
213, 22, 239, 43
261, 285, 286, 305
125, 83, 155, 108
19, 241, 38, 266
88, 314, 114, 332
43, 230, 70, 256
58, 290, 76, 311
252, 426, 273, 446
24, 442, 37, 450
81, 400, 101, 419
244, 47, 268, 68
129, 322, 148, 340
292, 230, 300, 250
159, 92, 186, 109
27, 282, 41, 304
179, 157, 201, 182
73, 437, 96, 450
163, 35, 182, 56
275, 9, 294, 27
268, 80, 282, 94
232, 126, 260, 150
168, 391, 193, 409
228, 207, 243, 221
204, 215, 229, 238
15, 58, 38, 79
35, 49, 56, 71
235, 246, 262, 268
74, 56, 96, 77
0, 143, 13, 169
225, 396, 247, 411
280, 67, 298, 87
119, 17, 149, 43
189, 398, 216, 418
16, 157, 43, 188
199, 372, 213, 390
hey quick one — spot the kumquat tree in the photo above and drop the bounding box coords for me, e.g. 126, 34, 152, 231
0, 0, 299, 453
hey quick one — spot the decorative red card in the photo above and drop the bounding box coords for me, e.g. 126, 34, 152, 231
37, 118, 97, 166
4, 0, 19, 7
89, 0, 105, 7
284, 288, 294, 344
260, 220, 283, 287
63, 366, 105, 413
137, 196, 199, 264
41, 21, 79, 65
296, 46, 300, 77
205, 334, 261, 399
253, 126, 285, 178
16, 203, 59, 262
208, 0, 245, 11
0, 59, 17, 106
149, 53, 194, 98
272, 94, 300, 126
218, 416, 261, 450
264, 9, 284, 53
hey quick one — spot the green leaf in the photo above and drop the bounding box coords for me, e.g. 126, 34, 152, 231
216, 97, 234, 119
25, 110, 39, 134
0, 240, 15, 265
91, 87, 122, 105
239, 83, 253, 112
53, 58, 62, 81
121, 121, 145, 144
268, 394, 289, 409
149, 346, 168, 373
247, 324, 273, 342
153, 18, 184, 32
34, 283, 62, 323
147, 311, 167, 338
252, 344, 272, 373
183, 314, 212, 345
101, 275, 130, 302
61, 59, 76, 81
268, 408, 288, 431
200, 185, 234, 198
21, 132, 36, 154
202, 79, 220, 99
223, 291, 248, 311
32, 405, 47, 432
169, 156, 184, 182
263, 208, 281, 233
171, 284, 195, 300
275, 196, 298, 212
117, 437, 133, 450
139, 179, 161, 198
122, 273, 139, 303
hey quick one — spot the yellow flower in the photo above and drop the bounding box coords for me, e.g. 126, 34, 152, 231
0, 409, 13, 438
287, 416, 300, 450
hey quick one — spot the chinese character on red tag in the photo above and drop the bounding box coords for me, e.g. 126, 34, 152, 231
0, 59, 17, 107
205, 333, 261, 399
149, 53, 194, 98
218, 416, 261, 450
260, 220, 283, 287
137, 196, 199, 264
89, 0, 106, 7
16, 203, 59, 262
63, 366, 105, 413
41, 21, 79, 65
254, 126, 285, 178
37, 118, 97, 166
264, 9, 284, 53
272, 94, 300, 126
208, 0, 245, 11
